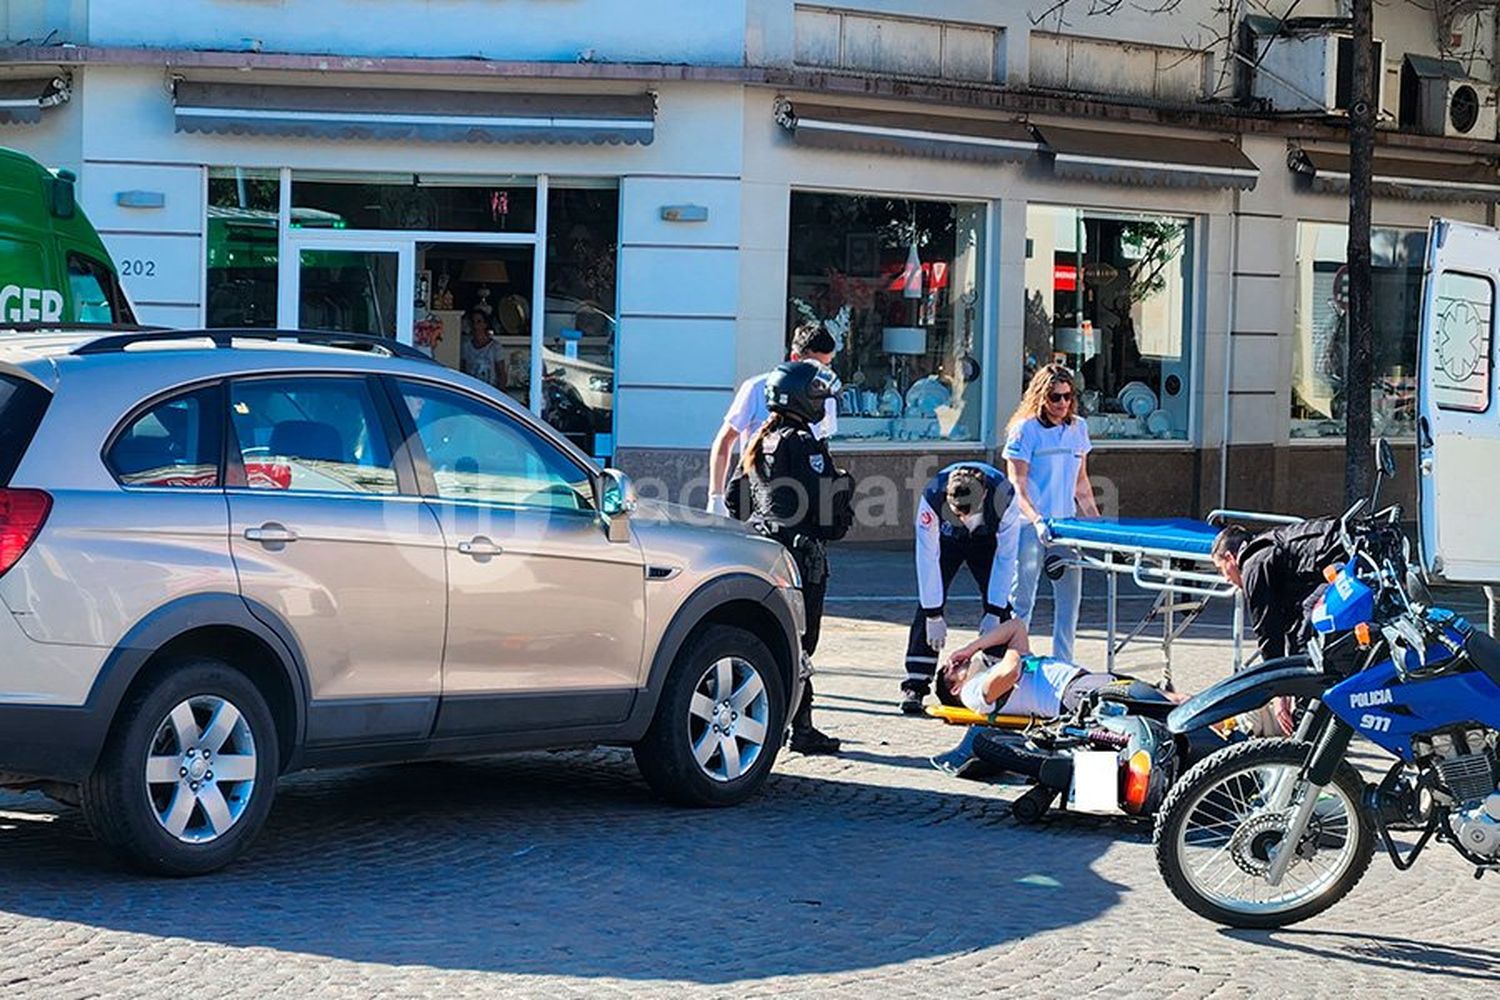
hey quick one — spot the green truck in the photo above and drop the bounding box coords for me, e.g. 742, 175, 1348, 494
0, 147, 134, 326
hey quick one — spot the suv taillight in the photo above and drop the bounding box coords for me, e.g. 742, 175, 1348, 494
0, 489, 51, 578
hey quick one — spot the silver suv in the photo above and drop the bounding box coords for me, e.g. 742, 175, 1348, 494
0, 329, 805, 875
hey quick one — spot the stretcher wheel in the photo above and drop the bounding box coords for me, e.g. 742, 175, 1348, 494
1011, 786, 1057, 824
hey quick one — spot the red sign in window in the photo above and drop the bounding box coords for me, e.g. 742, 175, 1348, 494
1054, 264, 1078, 292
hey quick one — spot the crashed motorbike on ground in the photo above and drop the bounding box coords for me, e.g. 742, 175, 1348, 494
1153, 442, 1500, 928
940, 685, 1238, 823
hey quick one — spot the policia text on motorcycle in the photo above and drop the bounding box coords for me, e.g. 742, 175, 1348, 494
901, 463, 1021, 716
728, 361, 854, 755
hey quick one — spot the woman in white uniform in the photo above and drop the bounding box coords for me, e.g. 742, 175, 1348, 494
1003, 363, 1098, 664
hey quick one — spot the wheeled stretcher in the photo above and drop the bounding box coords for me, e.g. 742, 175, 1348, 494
1042, 511, 1301, 688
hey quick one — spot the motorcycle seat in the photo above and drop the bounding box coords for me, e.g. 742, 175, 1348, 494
1466, 628, 1500, 688
1095, 683, 1177, 720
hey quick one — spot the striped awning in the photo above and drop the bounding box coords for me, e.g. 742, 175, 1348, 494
1035, 125, 1259, 189
0, 75, 71, 125
774, 98, 1039, 163
1289, 147, 1500, 202
173, 81, 656, 145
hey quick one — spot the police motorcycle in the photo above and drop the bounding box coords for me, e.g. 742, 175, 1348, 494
1153, 440, 1500, 928
968, 686, 1235, 824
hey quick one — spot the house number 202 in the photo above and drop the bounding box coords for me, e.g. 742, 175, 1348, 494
120, 259, 157, 277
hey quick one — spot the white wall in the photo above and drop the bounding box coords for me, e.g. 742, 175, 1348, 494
81, 0, 748, 64
1, 0, 86, 43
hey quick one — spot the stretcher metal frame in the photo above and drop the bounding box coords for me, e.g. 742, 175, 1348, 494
1045, 509, 1303, 689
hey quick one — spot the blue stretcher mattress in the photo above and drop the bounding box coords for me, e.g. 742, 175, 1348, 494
1046, 517, 1220, 558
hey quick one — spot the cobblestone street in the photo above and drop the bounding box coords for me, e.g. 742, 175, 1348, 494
3, 549, 1498, 998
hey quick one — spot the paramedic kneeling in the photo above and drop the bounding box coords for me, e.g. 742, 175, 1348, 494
899, 462, 1021, 716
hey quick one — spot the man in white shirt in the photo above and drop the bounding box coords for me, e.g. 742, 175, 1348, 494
937, 617, 1172, 720
705, 322, 838, 516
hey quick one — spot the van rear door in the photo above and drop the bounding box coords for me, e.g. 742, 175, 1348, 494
1417, 219, 1500, 584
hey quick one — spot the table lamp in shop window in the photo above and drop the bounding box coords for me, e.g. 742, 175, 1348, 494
881, 241, 927, 406
461, 258, 511, 317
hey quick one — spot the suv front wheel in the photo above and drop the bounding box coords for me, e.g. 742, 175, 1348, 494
82, 658, 279, 876
634, 625, 786, 806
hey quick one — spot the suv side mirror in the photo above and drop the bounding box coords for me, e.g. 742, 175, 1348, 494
598, 468, 636, 543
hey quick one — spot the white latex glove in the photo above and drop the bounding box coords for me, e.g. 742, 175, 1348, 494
978, 612, 1001, 635
925, 615, 948, 652
706, 494, 729, 517
1032, 519, 1053, 547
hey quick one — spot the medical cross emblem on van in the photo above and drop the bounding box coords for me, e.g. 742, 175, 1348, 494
0, 147, 135, 328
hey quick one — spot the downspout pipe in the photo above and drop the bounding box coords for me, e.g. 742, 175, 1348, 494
1219, 196, 1241, 510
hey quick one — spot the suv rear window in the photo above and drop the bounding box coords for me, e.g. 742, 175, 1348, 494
0, 374, 51, 485
107, 385, 224, 488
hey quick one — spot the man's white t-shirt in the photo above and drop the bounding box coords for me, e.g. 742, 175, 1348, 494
723, 371, 838, 449
960, 654, 1085, 718
1002, 417, 1092, 519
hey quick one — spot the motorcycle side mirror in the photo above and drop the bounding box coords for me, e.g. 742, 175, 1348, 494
1377, 438, 1397, 479
1369, 437, 1396, 509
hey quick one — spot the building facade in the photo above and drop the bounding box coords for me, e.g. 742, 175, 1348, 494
3, 0, 1496, 536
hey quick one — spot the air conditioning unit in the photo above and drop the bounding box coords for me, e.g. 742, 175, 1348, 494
1400, 55, 1498, 137
1249, 18, 1387, 115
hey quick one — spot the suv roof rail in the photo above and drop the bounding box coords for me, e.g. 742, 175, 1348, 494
71, 328, 436, 363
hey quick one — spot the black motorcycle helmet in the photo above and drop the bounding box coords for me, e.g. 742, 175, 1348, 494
765, 360, 841, 425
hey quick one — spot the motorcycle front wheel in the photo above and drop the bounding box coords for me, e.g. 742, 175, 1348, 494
1153, 738, 1375, 929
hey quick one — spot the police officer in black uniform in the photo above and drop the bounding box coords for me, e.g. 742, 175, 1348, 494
730, 360, 853, 754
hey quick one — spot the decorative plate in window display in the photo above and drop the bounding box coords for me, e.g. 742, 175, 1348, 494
904, 374, 952, 418
1118, 381, 1158, 419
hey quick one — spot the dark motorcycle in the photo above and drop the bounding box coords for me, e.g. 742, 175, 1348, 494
971, 683, 1235, 823
1153, 440, 1500, 928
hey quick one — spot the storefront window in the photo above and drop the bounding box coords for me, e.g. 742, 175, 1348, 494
1024, 207, 1194, 441
1292, 223, 1423, 439
206, 168, 280, 328
787, 192, 987, 443
544, 182, 618, 460
291, 173, 537, 233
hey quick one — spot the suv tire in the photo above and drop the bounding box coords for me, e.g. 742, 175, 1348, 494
634, 625, 786, 807
82, 658, 279, 876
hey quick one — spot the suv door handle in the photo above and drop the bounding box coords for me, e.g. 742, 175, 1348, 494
244, 523, 299, 545
457, 536, 503, 558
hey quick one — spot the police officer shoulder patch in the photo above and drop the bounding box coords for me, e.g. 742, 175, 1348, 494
809, 453, 826, 474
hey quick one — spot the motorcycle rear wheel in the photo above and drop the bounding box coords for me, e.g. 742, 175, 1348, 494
1153, 738, 1374, 929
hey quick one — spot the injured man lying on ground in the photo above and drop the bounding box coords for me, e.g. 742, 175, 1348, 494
929, 617, 1181, 775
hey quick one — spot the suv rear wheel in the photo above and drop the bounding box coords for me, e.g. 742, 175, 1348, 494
82, 658, 279, 876
634, 625, 786, 806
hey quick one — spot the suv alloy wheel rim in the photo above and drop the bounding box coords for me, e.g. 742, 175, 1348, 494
144, 695, 259, 844
688, 657, 770, 783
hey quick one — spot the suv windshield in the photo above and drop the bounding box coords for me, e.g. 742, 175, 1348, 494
0, 374, 50, 484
